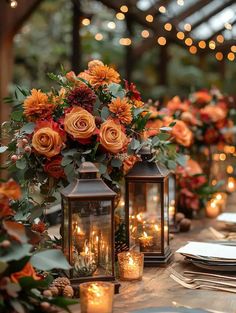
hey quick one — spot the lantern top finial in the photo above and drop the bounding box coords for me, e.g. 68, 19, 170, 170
79, 162, 99, 174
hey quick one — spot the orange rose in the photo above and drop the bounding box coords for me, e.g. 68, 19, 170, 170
167, 96, 189, 113
123, 155, 139, 174
11, 262, 41, 283
23, 89, 56, 121
192, 90, 212, 105
64, 107, 96, 139
143, 119, 163, 139
185, 159, 203, 176
200, 105, 227, 123
99, 120, 127, 153
32, 121, 64, 158
0, 180, 21, 200
181, 111, 200, 126
171, 120, 193, 147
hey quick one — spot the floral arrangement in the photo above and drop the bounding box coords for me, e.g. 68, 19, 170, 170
0, 180, 76, 313
176, 158, 222, 217
1, 60, 183, 220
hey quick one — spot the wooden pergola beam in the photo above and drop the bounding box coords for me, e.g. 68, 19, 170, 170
190, 0, 235, 31
206, 20, 236, 41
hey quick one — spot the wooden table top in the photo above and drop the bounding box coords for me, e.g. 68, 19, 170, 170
59, 195, 236, 313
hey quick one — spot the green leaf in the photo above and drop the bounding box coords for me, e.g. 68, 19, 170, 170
19, 275, 53, 289
61, 149, 77, 157
133, 107, 145, 118
21, 123, 35, 134
160, 126, 172, 132
130, 138, 140, 150
0, 243, 32, 262
30, 249, 71, 271
111, 158, 122, 168
10, 300, 25, 313
108, 83, 125, 98
0, 146, 8, 153
11, 110, 23, 122
167, 160, 177, 170
61, 156, 73, 166
16, 158, 27, 170
169, 121, 176, 127
176, 154, 187, 167
157, 132, 170, 141
101, 107, 110, 121
98, 163, 107, 175
0, 261, 8, 274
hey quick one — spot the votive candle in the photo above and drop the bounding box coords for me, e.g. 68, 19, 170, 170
118, 251, 144, 281
80, 282, 114, 313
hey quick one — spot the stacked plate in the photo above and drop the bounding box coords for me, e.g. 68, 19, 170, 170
176, 242, 236, 272
217, 213, 236, 231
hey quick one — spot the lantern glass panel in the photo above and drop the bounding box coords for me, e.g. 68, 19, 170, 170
168, 174, 176, 227
164, 178, 169, 248
128, 182, 162, 253
62, 198, 70, 260
70, 199, 113, 278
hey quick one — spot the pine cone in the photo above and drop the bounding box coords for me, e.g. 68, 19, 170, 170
63, 285, 74, 298
49, 286, 59, 296
51, 277, 70, 293
115, 241, 129, 260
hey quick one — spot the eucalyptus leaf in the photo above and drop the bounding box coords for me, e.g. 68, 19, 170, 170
21, 123, 35, 134
167, 160, 177, 170
108, 83, 125, 98
16, 158, 27, 170
176, 154, 187, 167
133, 107, 145, 117
0, 243, 32, 262
101, 106, 110, 121
98, 163, 107, 175
61, 156, 73, 167
0, 146, 8, 153
130, 138, 140, 150
30, 249, 71, 270
160, 126, 172, 132
11, 110, 23, 122
157, 133, 170, 141
111, 158, 122, 168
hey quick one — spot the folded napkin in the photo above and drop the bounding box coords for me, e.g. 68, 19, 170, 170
217, 213, 236, 224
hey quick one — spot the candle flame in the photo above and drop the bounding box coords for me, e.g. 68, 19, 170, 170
154, 224, 159, 231
88, 283, 103, 297
143, 231, 148, 237
216, 194, 222, 201
136, 213, 143, 221
128, 256, 134, 266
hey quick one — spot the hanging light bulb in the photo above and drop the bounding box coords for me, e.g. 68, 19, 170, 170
177, 31, 185, 40
141, 30, 150, 38
159, 6, 166, 14
177, 0, 184, 6
185, 37, 193, 46
225, 22, 232, 30
184, 23, 192, 32
146, 14, 154, 22
157, 36, 167, 46
228, 52, 235, 61
164, 23, 172, 31
209, 40, 216, 50
82, 18, 90, 26
215, 52, 223, 61
120, 5, 128, 13
216, 34, 224, 44
116, 12, 125, 20
198, 40, 206, 49
10, 0, 18, 8
189, 46, 197, 54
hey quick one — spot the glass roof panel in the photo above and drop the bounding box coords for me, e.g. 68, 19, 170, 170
136, 0, 157, 11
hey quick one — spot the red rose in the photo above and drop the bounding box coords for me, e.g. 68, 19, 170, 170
204, 128, 219, 144
180, 189, 200, 211
190, 175, 207, 189
44, 156, 65, 179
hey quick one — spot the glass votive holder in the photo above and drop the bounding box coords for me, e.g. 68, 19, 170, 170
80, 281, 114, 313
118, 251, 144, 281
205, 199, 220, 218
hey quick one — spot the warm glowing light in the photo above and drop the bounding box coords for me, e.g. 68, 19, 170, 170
228, 52, 235, 61
128, 256, 134, 266
231, 45, 236, 53
216, 194, 222, 201
209, 40, 216, 50
157, 36, 167, 46
227, 165, 234, 174
95, 33, 103, 41
225, 22, 232, 30
136, 213, 143, 221
143, 231, 148, 238
10, 0, 18, 8
189, 45, 197, 54
146, 14, 154, 22
212, 179, 217, 186
219, 153, 226, 161
116, 12, 125, 20
107, 21, 116, 29
164, 23, 172, 31
82, 18, 90, 26
154, 224, 159, 231
177, 0, 184, 5
198, 40, 206, 49
215, 52, 223, 61
141, 30, 150, 38
185, 37, 193, 46
228, 177, 235, 191
159, 6, 166, 13
216, 34, 224, 44
177, 31, 185, 40
184, 23, 192, 32
120, 5, 128, 13
119, 38, 132, 45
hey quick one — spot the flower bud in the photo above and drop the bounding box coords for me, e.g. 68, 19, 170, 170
11, 155, 18, 162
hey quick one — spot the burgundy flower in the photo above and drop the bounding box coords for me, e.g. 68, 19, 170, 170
124, 80, 141, 101
67, 85, 96, 113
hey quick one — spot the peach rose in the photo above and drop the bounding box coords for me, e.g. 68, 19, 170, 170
143, 119, 163, 139
64, 107, 96, 139
185, 159, 203, 176
200, 105, 227, 123
171, 120, 193, 147
192, 90, 212, 105
167, 96, 189, 113
32, 122, 64, 158
99, 120, 127, 153
11, 262, 41, 283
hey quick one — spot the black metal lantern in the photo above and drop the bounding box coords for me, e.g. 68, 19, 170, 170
60, 162, 117, 285
168, 172, 178, 233
125, 147, 172, 265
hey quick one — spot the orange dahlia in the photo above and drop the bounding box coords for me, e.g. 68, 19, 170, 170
23, 89, 56, 121
88, 65, 120, 88
109, 97, 132, 125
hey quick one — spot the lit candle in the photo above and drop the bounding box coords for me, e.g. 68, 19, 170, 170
74, 225, 85, 251
74, 240, 97, 277
118, 251, 144, 281
227, 177, 236, 192
206, 200, 220, 218
213, 192, 227, 211
80, 282, 114, 313
139, 231, 154, 252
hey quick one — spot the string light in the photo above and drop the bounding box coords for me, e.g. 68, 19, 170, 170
157, 36, 167, 46
185, 37, 193, 46
141, 30, 150, 38
216, 34, 224, 44
120, 5, 128, 13
146, 14, 154, 22
209, 40, 216, 50
231, 45, 236, 53
159, 6, 166, 14
177, 31, 185, 40
82, 18, 90, 26
116, 12, 125, 20
189, 45, 197, 54
228, 52, 235, 61
215, 52, 223, 61
95, 33, 103, 41
164, 23, 172, 31
225, 22, 232, 30
198, 40, 206, 49
119, 38, 132, 46
107, 21, 116, 29
10, 0, 18, 8
227, 165, 234, 174
184, 23, 192, 32
177, 0, 184, 6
